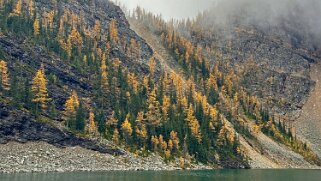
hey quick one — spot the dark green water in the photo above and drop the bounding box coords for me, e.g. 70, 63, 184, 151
1, 170, 321, 181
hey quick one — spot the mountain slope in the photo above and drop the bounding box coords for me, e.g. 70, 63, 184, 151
295, 61, 321, 157
125, 8, 321, 168
0, 0, 321, 172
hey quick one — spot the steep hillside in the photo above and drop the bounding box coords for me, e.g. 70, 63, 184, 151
126, 8, 321, 168
295, 61, 321, 157
0, 0, 321, 173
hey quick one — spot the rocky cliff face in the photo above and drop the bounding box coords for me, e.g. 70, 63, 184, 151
192, 26, 317, 119
227, 29, 316, 118
0, 101, 123, 155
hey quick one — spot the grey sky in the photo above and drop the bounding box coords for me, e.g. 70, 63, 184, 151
112, 0, 216, 20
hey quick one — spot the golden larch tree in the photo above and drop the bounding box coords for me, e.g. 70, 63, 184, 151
0, 60, 10, 91
93, 20, 101, 40
170, 131, 180, 151
64, 90, 79, 120
135, 112, 147, 146
151, 135, 159, 151
28, 0, 34, 17
185, 104, 202, 143
88, 112, 98, 135
148, 56, 156, 76
121, 115, 133, 143
100, 53, 109, 95
31, 64, 51, 111
106, 111, 118, 130
168, 139, 173, 151
112, 128, 120, 145
162, 95, 170, 122
10, 0, 22, 16
159, 134, 167, 151
109, 19, 119, 43
33, 18, 40, 36
146, 88, 161, 134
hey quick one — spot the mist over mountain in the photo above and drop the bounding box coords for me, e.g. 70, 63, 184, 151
203, 0, 321, 50
113, 0, 215, 20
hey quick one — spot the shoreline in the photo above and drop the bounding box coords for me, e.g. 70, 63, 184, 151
0, 141, 212, 174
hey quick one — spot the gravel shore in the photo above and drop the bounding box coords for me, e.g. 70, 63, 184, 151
0, 142, 211, 173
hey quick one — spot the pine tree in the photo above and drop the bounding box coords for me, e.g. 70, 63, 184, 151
88, 112, 98, 135
101, 53, 109, 96
148, 56, 156, 76
170, 131, 180, 151
112, 128, 120, 145
31, 64, 51, 112
106, 111, 118, 130
151, 135, 159, 151
135, 112, 147, 146
146, 88, 161, 134
159, 134, 167, 151
164, 149, 171, 160
121, 115, 133, 143
75, 103, 86, 131
28, 0, 34, 17
10, 0, 22, 16
185, 104, 202, 142
47, 11, 55, 30
162, 95, 170, 122
109, 19, 119, 43
33, 18, 40, 36
168, 139, 173, 151
93, 20, 101, 40
0, 60, 10, 91
64, 90, 79, 119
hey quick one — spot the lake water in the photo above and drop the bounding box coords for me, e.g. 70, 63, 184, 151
1, 169, 321, 181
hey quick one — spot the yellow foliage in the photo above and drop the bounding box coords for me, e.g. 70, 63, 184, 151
83, 55, 87, 64
69, 27, 83, 46
101, 54, 109, 94
121, 116, 133, 139
109, 19, 119, 43
28, 0, 34, 17
93, 20, 101, 39
164, 149, 171, 160
146, 88, 161, 127
127, 72, 139, 93
88, 112, 98, 135
162, 95, 170, 121
170, 131, 180, 151
148, 56, 156, 76
31, 64, 51, 111
135, 112, 148, 144
33, 18, 40, 36
179, 156, 185, 169
64, 90, 79, 120
112, 128, 120, 145
167, 139, 173, 151
180, 96, 188, 111
47, 11, 55, 30
151, 135, 159, 151
106, 111, 118, 128
185, 104, 202, 142
159, 134, 167, 151
0, 60, 10, 91
10, 0, 22, 16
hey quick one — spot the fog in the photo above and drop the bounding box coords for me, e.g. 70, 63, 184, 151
208, 0, 321, 49
112, 0, 321, 48
112, 0, 216, 20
